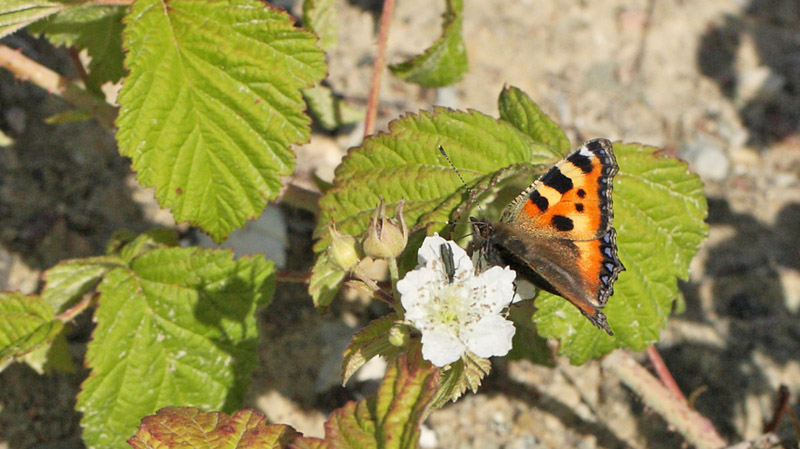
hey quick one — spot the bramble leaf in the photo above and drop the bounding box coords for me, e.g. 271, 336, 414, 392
311, 108, 558, 304
389, 0, 467, 87
301, 355, 438, 449
28, 4, 126, 91
0, 0, 66, 39
128, 407, 299, 449
77, 244, 275, 449
303, 85, 364, 131
116, 0, 326, 242
498, 85, 571, 153
302, 0, 337, 50
309, 253, 347, 309
431, 351, 490, 408
534, 142, 708, 364
341, 314, 400, 385
0, 292, 63, 373
41, 256, 122, 314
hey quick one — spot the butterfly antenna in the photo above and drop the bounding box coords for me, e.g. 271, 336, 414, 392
438, 145, 485, 233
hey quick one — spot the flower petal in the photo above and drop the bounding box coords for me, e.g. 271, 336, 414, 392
463, 314, 515, 359
421, 327, 466, 367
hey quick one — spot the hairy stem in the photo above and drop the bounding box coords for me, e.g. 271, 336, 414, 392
363, 0, 395, 137
0, 45, 117, 130
602, 350, 727, 449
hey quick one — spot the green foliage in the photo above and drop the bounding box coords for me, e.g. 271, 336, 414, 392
129, 356, 437, 449
498, 85, 571, 153
115, 0, 326, 242
0, 292, 63, 372
28, 4, 126, 92
0, 0, 66, 39
430, 351, 491, 408
315, 87, 707, 365
32, 232, 278, 449
341, 314, 401, 385
390, 0, 467, 87
128, 407, 299, 449
303, 0, 338, 50
303, 85, 364, 131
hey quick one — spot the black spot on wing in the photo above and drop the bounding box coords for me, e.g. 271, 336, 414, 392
540, 167, 573, 194
567, 152, 594, 174
575, 203, 584, 212
551, 215, 574, 231
577, 189, 586, 198
528, 191, 549, 212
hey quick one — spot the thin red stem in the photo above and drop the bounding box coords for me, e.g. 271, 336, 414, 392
363, 0, 395, 138
763, 384, 790, 433
647, 345, 687, 403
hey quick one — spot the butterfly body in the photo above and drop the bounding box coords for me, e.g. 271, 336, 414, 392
472, 138, 624, 335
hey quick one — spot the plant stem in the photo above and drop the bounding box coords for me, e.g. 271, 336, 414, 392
602, 350, 727, 449
275, 270, 311, 284
277, 183, 321, 215
647, 345, 687, 403
0, 45, 118, 130
363, 0, 395, 137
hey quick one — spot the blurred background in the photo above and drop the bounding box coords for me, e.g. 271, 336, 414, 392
1, 0, 799, 447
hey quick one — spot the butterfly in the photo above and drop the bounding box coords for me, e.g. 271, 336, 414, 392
471, 138, 625, 335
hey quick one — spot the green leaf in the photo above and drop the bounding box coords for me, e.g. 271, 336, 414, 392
77, 246, 275, 449
341, 314, 401, 385
129, 407, 299, 449
44, 109, 95, 124
315, 108, 558, 249
0, 292, 64, 373
507, 301, 555, 366
302, 0, 337, 50
0, 0, 66, 39
28, 4, 126, 91
116, 0, 326, 242
389, 0, 467, 87
309, 253, 347, 309
306, 355, 438, 449
498, 85, 571, 153
431, 351, 490, 408
302, 85, 364, 131
534, 142, 708, 364
312, 108, 558, 305
41, 256, 122, 314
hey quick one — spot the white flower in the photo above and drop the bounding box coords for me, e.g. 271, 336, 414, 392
396, 233, 520, 367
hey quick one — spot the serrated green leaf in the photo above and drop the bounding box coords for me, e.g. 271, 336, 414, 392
128, 407, 299, 449
302, 85, 363, 131
0, 292, 64, 373
22, 331, 73, 374
116, 0, 326, 242
41, 256, 122, 314
315, 108, 559, 248
77, 246, 275, 449
28, 4, 126, 91
302, 0, 337, 50
389, 0, 467, 87
0, 0, 67, 39
309, 253, 347, 309
534, 142, 708, 364
507, 302, 555, 366
314, 355, 438, 449
342, 314, 400, 385
498, 85, 570, 153
312, 108, 559, 306
431, 351, 490, 408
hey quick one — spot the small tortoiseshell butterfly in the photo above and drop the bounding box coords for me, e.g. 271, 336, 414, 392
471, 138, 625, 335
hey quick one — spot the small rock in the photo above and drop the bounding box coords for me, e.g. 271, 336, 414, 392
419, 424, 438, 448
681, 137, 730, 182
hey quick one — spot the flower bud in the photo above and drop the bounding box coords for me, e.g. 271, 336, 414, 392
328, 224, 360, 271
388, 324, 409, 347
362, 197, 408, 259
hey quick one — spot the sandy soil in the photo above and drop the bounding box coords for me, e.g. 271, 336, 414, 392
2, 0, 800, 448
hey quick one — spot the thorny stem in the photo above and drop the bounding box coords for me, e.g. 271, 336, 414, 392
602, 350, 727, 449
647, 345, 688, 403
0, 45, 117, 130
363, 0, 395, 137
